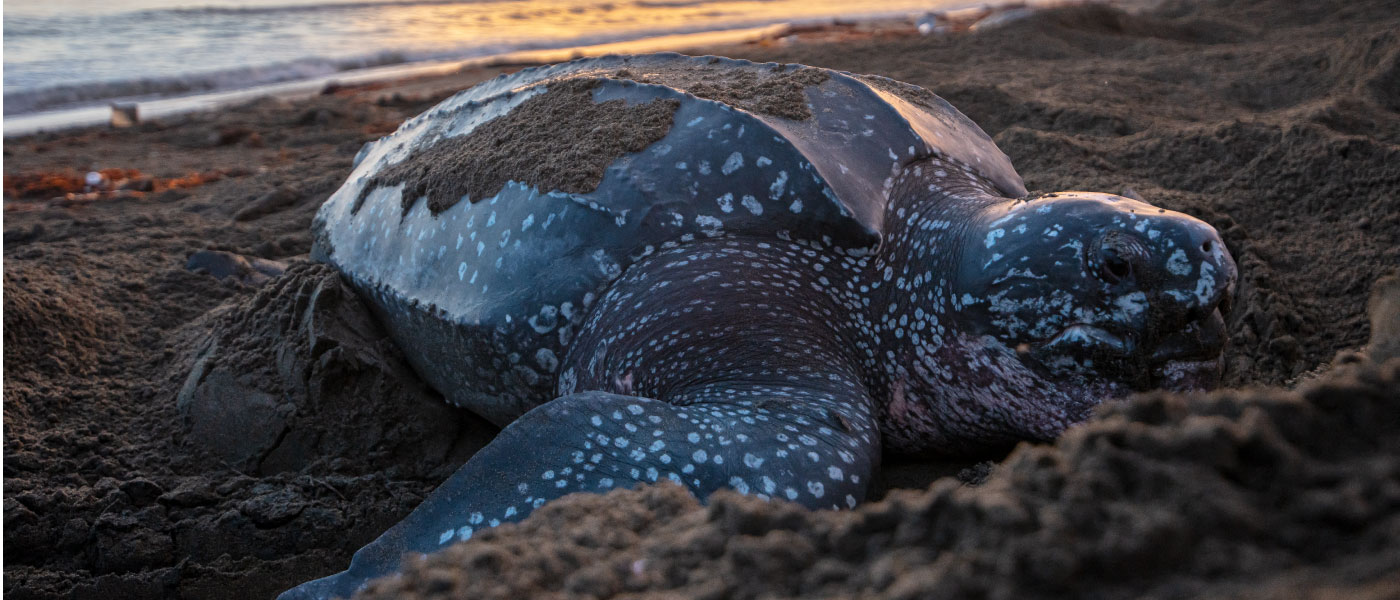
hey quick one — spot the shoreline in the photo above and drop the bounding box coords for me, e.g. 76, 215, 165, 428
2, 0, 1123, 138
2, 13, 919, 137
3, 23, 785, 137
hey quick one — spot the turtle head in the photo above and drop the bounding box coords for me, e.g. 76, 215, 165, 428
954, 191, 1237, 394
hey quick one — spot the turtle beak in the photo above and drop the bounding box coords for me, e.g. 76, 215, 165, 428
1151, 307, 1229, 364
1147, 306, 1229, 391
1137, 217, 1237, 390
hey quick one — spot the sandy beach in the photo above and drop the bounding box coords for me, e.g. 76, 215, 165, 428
4, 0, 1399, 598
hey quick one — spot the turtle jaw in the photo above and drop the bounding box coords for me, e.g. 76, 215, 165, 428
1144, 307, 1229, 391
1038, 323, 1133, 356
1026, 305, 1230, 394
1024, 322, 1138, 387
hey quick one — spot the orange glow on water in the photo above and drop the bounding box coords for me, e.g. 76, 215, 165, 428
7, 0, 974, 123
281, 0, 952, 55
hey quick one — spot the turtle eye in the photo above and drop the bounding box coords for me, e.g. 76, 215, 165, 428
1105, 252, 1131, 280
1097, 245, 1133, 283
1091, 231, 1145, 285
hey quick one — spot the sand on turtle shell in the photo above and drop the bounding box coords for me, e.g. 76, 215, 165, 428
4, 0, 1400, 597
609, 59, 830, 120
353, 79, 679, 215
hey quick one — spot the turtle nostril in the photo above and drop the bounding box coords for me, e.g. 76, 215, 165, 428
1201, 240, 1214, 253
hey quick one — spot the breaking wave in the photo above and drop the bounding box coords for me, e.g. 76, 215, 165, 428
3, 0, 950, 117
3, 51, 440, 115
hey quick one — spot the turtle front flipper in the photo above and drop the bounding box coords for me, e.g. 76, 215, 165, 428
278, 388, 879, 599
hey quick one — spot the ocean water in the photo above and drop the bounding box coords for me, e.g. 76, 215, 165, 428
3, 0, 960, 116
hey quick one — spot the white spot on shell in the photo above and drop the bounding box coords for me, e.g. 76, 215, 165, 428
741, 195, 762, 215
769, 171, 788, 200
716, 193, 734, 213
721, 152, 744, 175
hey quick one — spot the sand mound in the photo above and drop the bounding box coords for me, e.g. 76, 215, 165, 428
174, 262, 493, 476
4, 263, 499, 600
3, 264, 125, 380
999, 2, 1250, 45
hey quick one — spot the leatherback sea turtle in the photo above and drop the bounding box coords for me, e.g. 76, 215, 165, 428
283, 53, 1236, 598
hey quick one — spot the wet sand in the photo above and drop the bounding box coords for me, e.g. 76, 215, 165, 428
4, 0, 1399, 598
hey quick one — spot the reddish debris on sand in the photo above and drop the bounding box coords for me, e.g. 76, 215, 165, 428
3, 168, 243, 203
159, 170, 230, 191
3, 172, 87, 199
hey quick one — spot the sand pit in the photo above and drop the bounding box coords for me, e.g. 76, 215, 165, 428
3, 0, 1398, 598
